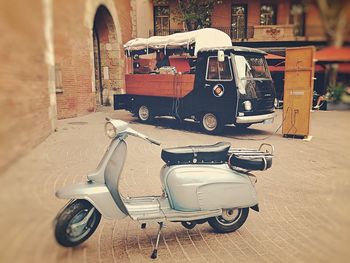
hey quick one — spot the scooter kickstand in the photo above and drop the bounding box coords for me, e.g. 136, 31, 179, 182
150, 222, 163, 259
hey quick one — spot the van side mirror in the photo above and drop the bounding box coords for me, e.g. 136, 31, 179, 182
217, 50, 225, 62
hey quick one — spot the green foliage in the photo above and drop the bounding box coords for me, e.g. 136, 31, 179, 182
173, 0, 216, 30
153, 0, 169, 5
328, 83, 346, 103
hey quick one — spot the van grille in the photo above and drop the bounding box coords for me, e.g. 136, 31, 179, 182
256, 98, 274, 110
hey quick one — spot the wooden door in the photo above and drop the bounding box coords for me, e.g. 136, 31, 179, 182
282, 47, 315, 137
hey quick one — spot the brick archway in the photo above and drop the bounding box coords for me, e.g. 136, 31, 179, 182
93, 6, 119, 106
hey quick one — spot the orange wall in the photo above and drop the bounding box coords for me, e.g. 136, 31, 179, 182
212, 0, 231, 28
305, 3, 326, 37
277, 0, 291, 24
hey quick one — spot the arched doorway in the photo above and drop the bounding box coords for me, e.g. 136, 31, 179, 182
93, 6, 119, 106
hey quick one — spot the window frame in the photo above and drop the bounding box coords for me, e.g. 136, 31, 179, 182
231, 4, 248, 39
232, 53, 272, 81
153, 6, 170, 36
290, 3, 306, 36
205, 55, 233, 82
260, 4, 277, 25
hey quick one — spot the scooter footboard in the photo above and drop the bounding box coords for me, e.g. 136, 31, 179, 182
56, 182, 127, 219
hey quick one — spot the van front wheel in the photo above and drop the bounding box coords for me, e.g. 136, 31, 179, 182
137, 105, 153, 123
200, 113, 223, 134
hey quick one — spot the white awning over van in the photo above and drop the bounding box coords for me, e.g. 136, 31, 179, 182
124, 28, 232, 56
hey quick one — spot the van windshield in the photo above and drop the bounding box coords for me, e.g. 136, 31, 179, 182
233, 55, 270, 80
232, 54, 271, 96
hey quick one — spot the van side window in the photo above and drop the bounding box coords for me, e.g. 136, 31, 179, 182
206, 57, 232, 81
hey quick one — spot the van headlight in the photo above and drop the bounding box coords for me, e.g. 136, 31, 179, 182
105, 122, 117, 139
243, 101, 252, 111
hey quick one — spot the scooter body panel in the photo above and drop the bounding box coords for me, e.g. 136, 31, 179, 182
56, 182, 127, 219
87, 138, 125, 184
85, 137, 129, 215
161, 164, 258, 212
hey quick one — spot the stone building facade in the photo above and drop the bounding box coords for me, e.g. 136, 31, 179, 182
54, 0, 134, 119
0, 0, 133, 172
140, 0, 350, 46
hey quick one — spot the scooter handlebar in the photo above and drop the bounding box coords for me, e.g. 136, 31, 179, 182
124, 127, 161, 146
147, 138, 161, 146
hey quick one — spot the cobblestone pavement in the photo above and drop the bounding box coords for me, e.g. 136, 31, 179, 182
1, 109, 350, 263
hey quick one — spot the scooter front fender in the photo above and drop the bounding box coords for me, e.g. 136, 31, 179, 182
56, 182, 127, 220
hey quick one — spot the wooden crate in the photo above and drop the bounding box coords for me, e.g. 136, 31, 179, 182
125, 74, 195, 98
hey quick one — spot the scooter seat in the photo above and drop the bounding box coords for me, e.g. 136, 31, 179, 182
161, 142, 231, 165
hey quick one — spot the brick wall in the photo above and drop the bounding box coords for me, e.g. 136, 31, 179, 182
0, 0, 55, 172
0, 0, 133, 172
54, 0, 133, 119
212, 0, 231, 28
54, 1, 92, 119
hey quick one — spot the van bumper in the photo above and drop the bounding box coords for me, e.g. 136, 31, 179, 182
236, 112, 276, 124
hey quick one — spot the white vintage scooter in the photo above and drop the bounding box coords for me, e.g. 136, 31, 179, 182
54, 118, 273, 259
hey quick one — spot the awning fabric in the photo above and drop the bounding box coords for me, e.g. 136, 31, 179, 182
124, 28, 232, 56
265, 53, 285, 60
315, 46, 350, 63
339, 64, 350, 73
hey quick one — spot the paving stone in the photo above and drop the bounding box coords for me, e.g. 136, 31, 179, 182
0, 109, 350, 262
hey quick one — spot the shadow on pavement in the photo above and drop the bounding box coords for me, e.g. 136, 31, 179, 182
131, 117, 276, 140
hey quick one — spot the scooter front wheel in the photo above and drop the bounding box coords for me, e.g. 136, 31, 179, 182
208, 208, 249, 233
55, 199, 101, 247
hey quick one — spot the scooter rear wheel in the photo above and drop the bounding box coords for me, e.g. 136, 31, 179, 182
55, 199, 101, 247
208, 208, 249, 233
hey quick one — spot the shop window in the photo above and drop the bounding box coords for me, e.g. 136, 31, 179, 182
290, 4, 305, 36
55, 64, 63, 93
231, 4, 248, 39
154, 6, 170, 36
206, 57, 232, 81
260, 4, 277, 25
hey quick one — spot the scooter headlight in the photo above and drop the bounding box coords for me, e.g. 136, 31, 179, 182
105, 122, 117, 139
243, 101, 252, 111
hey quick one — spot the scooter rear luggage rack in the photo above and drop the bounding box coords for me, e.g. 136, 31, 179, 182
229, 154, 273, 159
228, 143, 274, 158
227, 151, 273, 160
227, 144, 274, 171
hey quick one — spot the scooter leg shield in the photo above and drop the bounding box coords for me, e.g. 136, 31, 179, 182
56, 182, 127, 220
